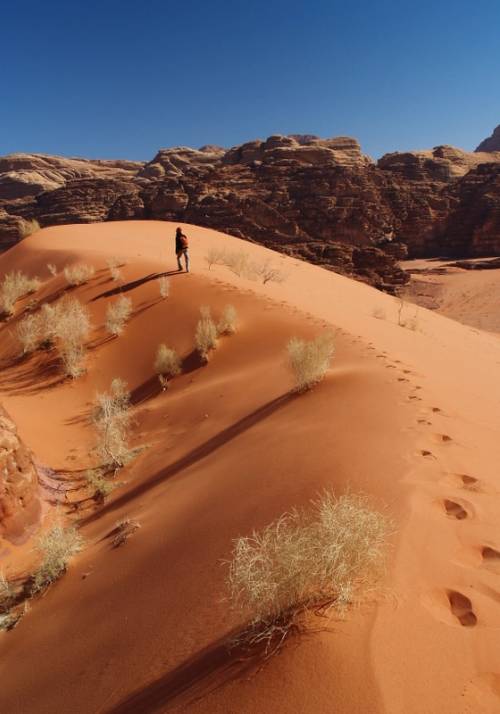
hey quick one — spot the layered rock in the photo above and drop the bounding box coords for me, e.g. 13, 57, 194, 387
475, 125, 500, 153
2, 128, 500, 290
0, 406, 40, 542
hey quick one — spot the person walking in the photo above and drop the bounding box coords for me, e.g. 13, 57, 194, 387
175, 227, 190, 272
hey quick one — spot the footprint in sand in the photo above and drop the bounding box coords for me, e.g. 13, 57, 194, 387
431, 406, 442, 413
482, 547, 500, 573
460, 474, 480, 491
443, 499, 469, 520
420, 449, 435, 457
447, 590, 477, 627
433, 433, 453, 443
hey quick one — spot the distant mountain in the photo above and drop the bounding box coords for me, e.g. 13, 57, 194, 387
1, 127, 500, 292
475, 124, 500, 152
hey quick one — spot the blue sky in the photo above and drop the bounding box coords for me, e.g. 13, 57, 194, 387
2, 0, 499, 160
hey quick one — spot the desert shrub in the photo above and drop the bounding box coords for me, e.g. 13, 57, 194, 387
47, 263, 57, 277
158, 276, 170, 299
0, 573, 16, 613
154, 344, 181, 387
252, 259, 286, 285
372, 307, 386, 320
31, 523, 84, 593
227, 492, 389, 651
16, 313, 42, 354
105, 295, 132, 336
85, 469, 116, 503
217, 304, 238, 335
20, 218, 40, 238
195, 306, 218, 361
397, 299, 419, 331
287, 332, 335, 392
0, 271, 41, 315
51, 297, 92, 377
223, 250, 253, 278
92, 378, 133, 468
111, 518, 141, 548
64, 263, 95, 286
106, 257, 123, 282
0, 611, 21, 631
205, 247, 227, 270
38, 302, 61, 348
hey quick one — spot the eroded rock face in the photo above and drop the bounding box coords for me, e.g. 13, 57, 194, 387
2, 129, 500, 289
475, 125, 500, 153
0, 406, 40, 542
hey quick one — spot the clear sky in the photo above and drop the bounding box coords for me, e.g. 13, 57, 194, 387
2, 0, 499, 160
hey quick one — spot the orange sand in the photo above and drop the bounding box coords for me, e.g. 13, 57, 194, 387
0, 222, 499, 713
402, 258, 500, 334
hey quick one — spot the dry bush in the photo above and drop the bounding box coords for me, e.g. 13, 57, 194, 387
0, 271, 41, 315
92, 378, 133, 468
252, 259, 286, 285
52, 297, 92, 377
158, 276, 170, 299
0, 572, 16, 613
195, 306, 218, 362
154, 344, 181, 388
223, 250, 253, 278
205, 247, 228, 270
47, 263, 57, 277
105, 295, 132, 336
217, 304, 238, 335
64, 263, 95, 286
20, 218, 40, 238
0, 611, 20, 631
287, 332, 335, 392
227, 492, 390, 651
106, 257, 123, 282
397, 299, 419, 331
372, 307, 386, 320
38, 302, 61, 348
16, 314, 42, 354
111, 518, 141, 548
31, 523, 84, 593
85, 469, 116, 503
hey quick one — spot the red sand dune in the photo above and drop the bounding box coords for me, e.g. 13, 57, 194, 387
1, 221, 500, 713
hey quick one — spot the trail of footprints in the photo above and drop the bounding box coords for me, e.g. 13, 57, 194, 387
368, 346, 499, 632
415, 406, 499, 630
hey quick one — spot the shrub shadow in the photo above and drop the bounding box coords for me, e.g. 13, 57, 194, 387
80, 392, 296, 526
106, 632, 267, 713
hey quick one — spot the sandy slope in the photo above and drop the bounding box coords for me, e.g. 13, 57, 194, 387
0, 222, 500, 714
402, 258, 500, 334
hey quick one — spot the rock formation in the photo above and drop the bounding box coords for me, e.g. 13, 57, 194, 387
475, 124, 500, 153
0, 405, 40, 542
1, 127, 500, 291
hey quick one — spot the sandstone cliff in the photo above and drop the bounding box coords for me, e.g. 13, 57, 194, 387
1, 128, 500, 290
0, 405, 40, 542
475, 124, 500, 153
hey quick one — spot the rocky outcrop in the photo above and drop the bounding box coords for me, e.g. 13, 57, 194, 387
475, 125, 500, 153
0, 406, 40, 542
2, 128, 500, 290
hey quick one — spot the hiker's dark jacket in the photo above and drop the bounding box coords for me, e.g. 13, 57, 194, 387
175, 233, 188, 252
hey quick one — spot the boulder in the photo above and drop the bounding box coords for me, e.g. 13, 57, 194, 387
0, 405, 40, 542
